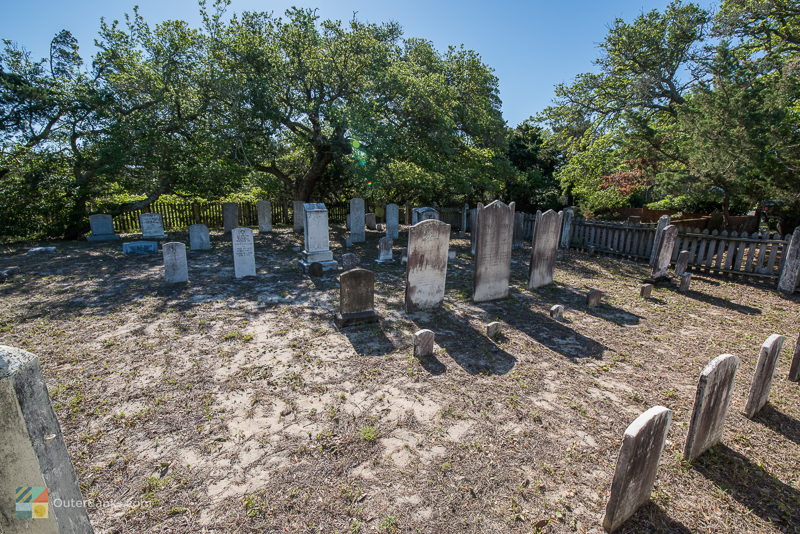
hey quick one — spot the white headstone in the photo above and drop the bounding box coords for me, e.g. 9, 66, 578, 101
232, 227, 256, 278
163, 242, 188, 283
386, 203, 399, 240
301, 203, 337, 270
222, 202, 239, 233
139, 212, 167, 239
744, 334, 785, 418
473, 200, 515, 302
349, 198, 365, 243
413, 329, 435, 359
405, 220, 450, 312
684, 354, 739, 461
376, 237, 393, 263
527, 209, 561, 289
257, 200, 272, 233
189, 224, 211, 250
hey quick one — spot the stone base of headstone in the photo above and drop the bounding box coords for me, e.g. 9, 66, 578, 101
335, 310, 380, 328
299, 259, 338, 272
122, 241, 158, 254
87, 233, 120, 242
550, 304, 564, 319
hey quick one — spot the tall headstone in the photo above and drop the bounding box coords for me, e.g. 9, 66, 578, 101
527, 209, 561, 289
222, 202, 239, 234
413, 329, 435, 359
300, 203, 337, 271
744, 334, 786, 418
139, 213, 167, 239
560, 208, 574, 249
376, 237, 393, 263
473, 201, 515, 302
86, 214, 120, 242
163, 242, 188, 283
602, 406, 672, 533
386, 203, 399, 240
405, 220, 450, 312
460, 203, 469, 236
342, 252, 359, 271
189, 224, 211, 250
365, 213, 377, 230
650, 224, 678, 280
777, 227, 800, 293
257, 200, 272, 233
512, 212, 525, 250
649, 215, 671, 266
683, 354, 739, 461
469, 206, 481, 255
675, 249, 690, 276
232, 227, 256, 278
349, 198, 365, 243
0, 345, 95, 532
292, 201, 305, 233
789, 333, 800, 382
336, 268, 379, 327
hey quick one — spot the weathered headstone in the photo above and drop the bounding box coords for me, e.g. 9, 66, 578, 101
469, 206, 481, 255
189, 224, 211, 250
512, 212, 525, 250
299, 203, 337, 271
679, 273, 692, 293
386, 203, 399, 240
413, 329, 435, 359
0, 345, 95, 532
405, 220, 450, 312
789, 333, 800, 382
232, 227, 256, 278
683, 354, 739, 461
365, 213, 377, 230
308, 262, 324, 277
400, 247, 408, 265
376, 237, 393, 263
777, 227, 800, 293
257, 200, 272, 233
744, 334, 785, 418
486, 322, 502, 339
292, 201, 305, 233
550, 304, 564, 319
412, 207, 439, 224
163, 242, 188, 283
648, 215, 671, 266
122, 241, 158, 255
527, 209, 561, 289
640, 284, 653, 298
473, 200, 515, 302
139, 212, 167, 239
560, 208, 574, 249
675, 250, 690, 276
602, 406, 672, 533
587, 289, 603, 307
650, 224, 678, 280
349, 198, 365, 243
86, 214, 120, 242
222, 202, 239, 233
460, 203, 469, 236
342, 253, 360, 271
336, 268, 379, 327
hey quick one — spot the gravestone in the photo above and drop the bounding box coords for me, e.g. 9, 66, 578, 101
163, 242, 188, 283
376, 237, 393, 263
232, 227, 256, 278
189, 224, 211, 250
777, 227, 800, 293
365, 213, 377, 230
349, 198, 365, 243
469, 205, 482, 255
744, 334, 785, 418
257, 200, 272, 233
675, 250, 690, 276
342, 253, 359, 271
473, 200, 515, 302
649, 215, 671, 266
292, 201, 305, 233
650, 225, 678, 280
789, 333, 800, 382
640, 284, 653, 298
336, 268, 379, 327
679, 273, 692, 293
308, 262, 324, 277
87, 214, 120, 242
300, 203, 338, 271
222, 202, 239, 233
602, 406, 672, 533
527, 209, 561, 289
412, 207, 439, 224
512, 212, 525, 250
550, 304, 564, 319
122, 241, 158, 255
386, 203, 399, 240
560, 208, 574, 249
683, 354, 739, 461
0, 345, 95, 532
413, 329, 435, 359
460, 203, 469, 236
400, 247, 408, 265
139, 212, 167, 239
486, 322, 502, 339
405, 220, 450, 312
587, 289, 603, 307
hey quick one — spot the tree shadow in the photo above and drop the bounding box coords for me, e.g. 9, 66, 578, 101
752, 404, 800, 445
341, 321, 396, 356
548, 286, 642, 327
672, 287, 762, 315
693, 444, 800, 532
612, 502, 692, 533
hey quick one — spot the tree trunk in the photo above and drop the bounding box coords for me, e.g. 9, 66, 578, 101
62, 168, 93, 240
294, 148, 334, 201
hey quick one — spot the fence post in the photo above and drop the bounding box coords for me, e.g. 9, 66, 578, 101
777, 227, 800, 293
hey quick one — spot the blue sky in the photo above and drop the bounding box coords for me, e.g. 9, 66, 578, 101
1, 0, 717, 126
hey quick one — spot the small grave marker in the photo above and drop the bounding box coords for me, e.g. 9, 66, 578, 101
413, 329, 435, 358
336, 268, 379, 327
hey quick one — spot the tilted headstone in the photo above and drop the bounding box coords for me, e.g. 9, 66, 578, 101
486, 322, 502, 339
640, 284, 653, 298
336, 268, 379, 327
86, 214, 120, 242
122, 241, 158, 255
0, 345, 95, 532
342, 253, 360, 271
527, 209, 561, 289
139, 212, 167, 239
473, 200, 515, 302
587, 289, 603, 307
777, 227, 800, 293
550, 304, 564, 319
412, 207, 439, 224
299, 203, 337, 271
675, 250, 690, 276
744, 334, 785, 418
257, 200, 272, 233
365, 213, 377, 230
405, 220, 450, 312
789, 333, 800, 382
602, 406, 672, 533
386, 203, 399, 240
683, 354, 739, 461
222, 202, 239, 234
649, 215, 671, 266
189, 224, 211, 250
349, 198, 365, 243
232, 227, 256, 278
376, 237, 393, 263
560, 208, 574, 249
679, 273, 692, 293
650, 224, 678, 279
512, 212, 525, 250
413, 329, 435, 359
292, 201, 305, 233
163, 242, 188, 283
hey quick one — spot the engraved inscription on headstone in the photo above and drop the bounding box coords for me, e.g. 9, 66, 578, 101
232, 227, 256, 278
405, 220, 450, 312
473, 200, 515, 302
139, 213, 167, 239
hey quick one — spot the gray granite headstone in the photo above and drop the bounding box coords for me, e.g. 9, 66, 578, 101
744, 334, 785, 418
550, 304, 564, 319
376, 237, 393, 263
232, 227, 256, 278
789, 333, 800, 382
0, 345, 95, 533
512, 212, 525, 250
87, 214, 120, 242
222, 202, 239, 233
602, 406, 672, 533
777, 227, 800, 293
640, 284, 653, 298
189, 224, 211, 250
560, 208, 574, 249
257, 200, 272, 233
527, 209, 561, 289
365, 213, 377, 230
292, 201, 305, 233
684, 354, 739, 461
300, 203, 337, 271
349, 198, 365, 243
386, 203, 399, 240
405, 220, 451, 312
649, 215, 671, 266
675, 250, 689, 276
473, 200, 515, 302
122, 241, 158, 255
587, 289, 603, 307
163, 242, 188, 283
342, 253, 360, 271
336, 268, 379, 327
651, 225, 678, 279
413, 329, 434, 359
139, 212, 167, 239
